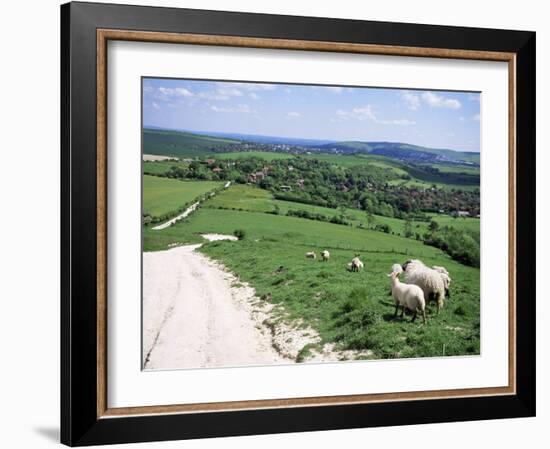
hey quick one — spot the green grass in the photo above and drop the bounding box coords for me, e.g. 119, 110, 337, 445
204, 184, 479, 238
143, 161, 189, 176
142, 175, 223, 219
213, 151, 294, 161
143, 206, 480, 360
143, 128, 241, 157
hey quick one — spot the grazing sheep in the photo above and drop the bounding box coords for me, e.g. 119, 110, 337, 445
306, 251, 317, 260
321, 250, 330, 262
432, 265, 449, 276
402, 259, 446, 314
388, 263, 404, 295
432, 265, 452, 298
391, 263, 403, 275
350, 256, 364, 272
387, 271, 426, 324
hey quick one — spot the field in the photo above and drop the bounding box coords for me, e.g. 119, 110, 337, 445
143, 128, 241, 158
142, 175, 222, 219
205, 184, 479, 238
143, 160, 189, 176
144, 181, 480, 360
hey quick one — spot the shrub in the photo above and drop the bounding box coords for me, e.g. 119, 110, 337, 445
233, 229, 246, 240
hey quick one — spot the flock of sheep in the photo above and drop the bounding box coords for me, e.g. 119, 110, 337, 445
305, 251, 452, 325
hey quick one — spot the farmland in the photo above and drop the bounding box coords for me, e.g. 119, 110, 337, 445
205, 184, 479, 238
142, 175, 222, 220
143, 195, 480, 360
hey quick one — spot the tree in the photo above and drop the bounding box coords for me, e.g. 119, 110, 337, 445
428, 220, 440, 232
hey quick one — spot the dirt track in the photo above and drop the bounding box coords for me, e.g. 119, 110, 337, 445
142, 242, 290, 370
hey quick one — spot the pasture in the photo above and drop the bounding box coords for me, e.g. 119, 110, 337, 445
143, 205, 480, 360
205, 184, 480, 239
143, 160, 189, 176
143, 128, 241, 158
142, 175, 222, 219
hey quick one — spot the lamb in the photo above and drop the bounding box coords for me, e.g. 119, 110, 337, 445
305, 251, 317, 260
391, 263, 403, 275
387, 271, 426, 324
401, 259, 446, 313
321, 250, 330, 262
350, 256, 364, 272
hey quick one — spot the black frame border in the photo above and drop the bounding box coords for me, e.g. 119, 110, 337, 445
61, 2, 535, 446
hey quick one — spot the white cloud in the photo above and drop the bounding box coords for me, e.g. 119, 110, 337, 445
158, 86, 193, 98
473, 113, 480, 121
390, 119, 416, 126
200, 86, 243, 101
287, 111, 301, 118
249, 92, 260, 100
335, 105, 415, 126
401, 91, 421, 110
152, 102, 160, 110
421, 92, 461, 109
210, 104, 252, 113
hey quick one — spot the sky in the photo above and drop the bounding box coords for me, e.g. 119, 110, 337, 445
143, 78, 481, 152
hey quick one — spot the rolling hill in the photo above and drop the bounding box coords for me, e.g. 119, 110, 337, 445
315, 141, 480, 166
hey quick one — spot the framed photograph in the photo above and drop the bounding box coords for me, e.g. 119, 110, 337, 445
61, 1, 536, 446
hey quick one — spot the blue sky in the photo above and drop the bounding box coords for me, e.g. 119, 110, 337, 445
143, 78, 481, 152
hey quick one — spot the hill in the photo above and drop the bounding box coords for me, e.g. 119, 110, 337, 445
315, 141, 480, 166
143, 128, 242, 157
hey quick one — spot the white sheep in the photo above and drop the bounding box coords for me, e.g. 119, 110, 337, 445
305, 251, 317, 260
402, 259, 446, 313
387, 271, 426, 324
321, 250, 330, 262
432, 266, 452, 298
391, 263, 403, 275
432, 265, 449, 276
350, 256, 364, 272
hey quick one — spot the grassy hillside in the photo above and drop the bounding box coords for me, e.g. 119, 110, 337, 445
143, 205, 480, 360
318, 141, 480, 165
142, 175, 222, 219
205, 184, 480, 238
143, 160, 189, 176
143, 128, 241, 157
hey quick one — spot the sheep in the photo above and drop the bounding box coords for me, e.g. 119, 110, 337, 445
387, 271, 426, 324
388, 263, 404, 295
321, 250, 330, 262
401, 259, 446, 313
391, 263, 403, 275
432, 266, 452, 298
350, 256, 364, 272
432, 266, 449, 276
305, 251, 317, 260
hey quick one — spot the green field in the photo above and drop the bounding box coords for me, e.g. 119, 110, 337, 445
143, 128, 241, 158
205, 184, 479, 238
142, 175, 222, 219
143, 204, 480, 360
144, 182, 480, 360
143, 160, 189, 176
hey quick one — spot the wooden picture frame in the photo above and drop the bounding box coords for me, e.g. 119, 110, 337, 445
61, 1, 536, 446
